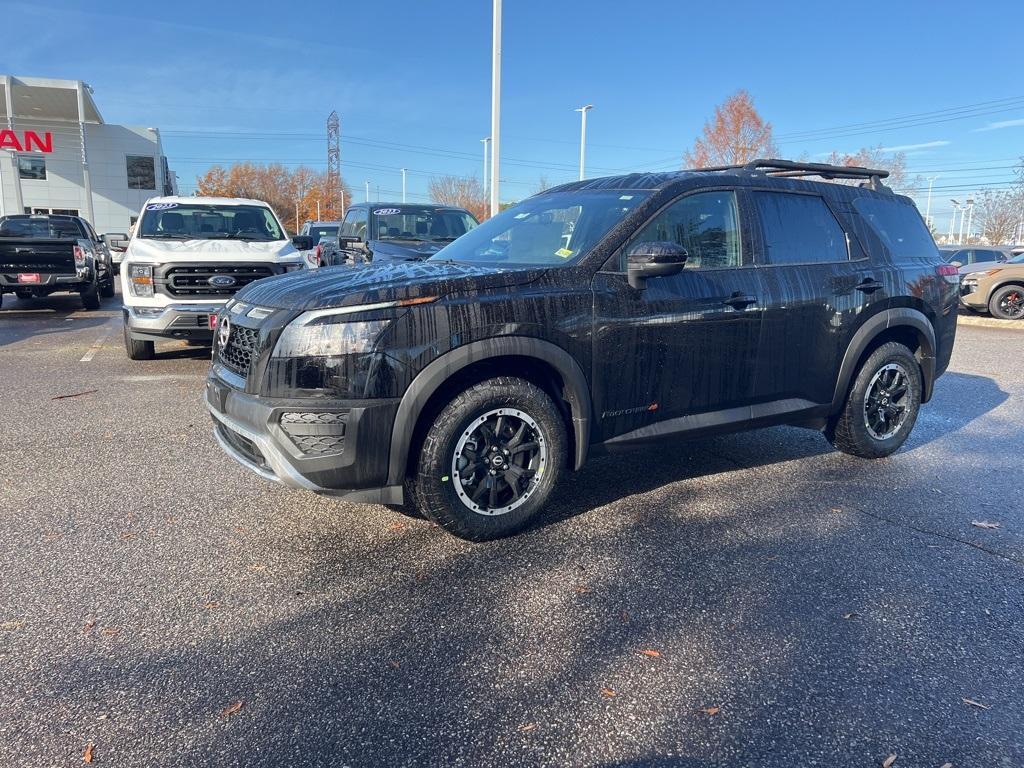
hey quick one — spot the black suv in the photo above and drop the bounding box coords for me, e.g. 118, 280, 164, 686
206, 160, 959, 541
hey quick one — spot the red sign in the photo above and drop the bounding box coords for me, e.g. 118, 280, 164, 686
0, 130, 53, 153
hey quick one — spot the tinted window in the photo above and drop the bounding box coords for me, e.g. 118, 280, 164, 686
942, 249, 965, 263
18, 155, 46, 180
632, 191, 741, 269
852, 197, 937, 261
127, 156, 156, 190
0, 216, 86, 238
754, 192, 848, 265
973, 249, 1002, 262
341, 209, 368, 239
371, 207, 477, 242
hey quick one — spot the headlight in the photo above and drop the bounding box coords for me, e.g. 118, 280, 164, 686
283, 263, 305, 272
127, 264, 154, 297
273, 313, 392, 358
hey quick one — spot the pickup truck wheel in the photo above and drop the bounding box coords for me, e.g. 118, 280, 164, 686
81, 280, 101, 311
410, 377, 566, 541
100, 269, 116, 298
988, 284, 1024, 320
827, 342, 921, 459
123, 323, 155, 361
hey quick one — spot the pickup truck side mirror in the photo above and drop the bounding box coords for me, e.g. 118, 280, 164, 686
103, 233, 129, 251
626, 241, 688, 289
338, 234, 367, 251
291, 235, 315, 251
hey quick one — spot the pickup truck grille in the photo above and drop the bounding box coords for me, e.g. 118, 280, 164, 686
220, 324, 259, 378
158, 264, 276, 298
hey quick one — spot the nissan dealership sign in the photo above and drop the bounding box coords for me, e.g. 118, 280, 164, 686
0, 130, 53, 152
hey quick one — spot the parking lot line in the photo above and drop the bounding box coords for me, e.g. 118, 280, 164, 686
79, 317, 120, 362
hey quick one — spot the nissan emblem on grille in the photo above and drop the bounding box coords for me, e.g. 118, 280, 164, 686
218, 315, 231, 348
208, 275, 237, 288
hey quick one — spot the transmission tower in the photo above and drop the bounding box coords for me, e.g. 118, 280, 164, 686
326, 110, 341, 216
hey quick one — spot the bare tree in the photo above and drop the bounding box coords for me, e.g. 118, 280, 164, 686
534, 175, 552, 195
683, 90, 778, 168
822, 146, 918, 192
974, 189, 1021, 245
428, 176, 489, 222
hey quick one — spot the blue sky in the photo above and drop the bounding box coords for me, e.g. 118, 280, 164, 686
3, 0, 1021, 231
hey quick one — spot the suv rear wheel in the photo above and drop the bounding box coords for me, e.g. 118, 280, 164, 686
988, 284, 1024, 320
409, 377, 566, 541
828, 342, 922, 459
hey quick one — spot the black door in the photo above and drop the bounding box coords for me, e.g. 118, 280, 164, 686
748, 189, 882, 408
592, 190, 767, 443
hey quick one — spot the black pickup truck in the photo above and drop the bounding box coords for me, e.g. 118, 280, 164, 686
0, 214, 116, 310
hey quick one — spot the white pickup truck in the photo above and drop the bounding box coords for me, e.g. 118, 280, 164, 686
119, 196, 313, 360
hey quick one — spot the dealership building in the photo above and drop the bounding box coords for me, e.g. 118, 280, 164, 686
0, 74, 177, 234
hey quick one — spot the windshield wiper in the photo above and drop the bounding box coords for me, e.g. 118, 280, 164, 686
430, 237, 458, 242
144, 233, 193, 240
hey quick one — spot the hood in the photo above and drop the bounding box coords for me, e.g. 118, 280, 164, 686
234, 260, 545, 311
370, 239, 448, 261
126, 237, 300, 263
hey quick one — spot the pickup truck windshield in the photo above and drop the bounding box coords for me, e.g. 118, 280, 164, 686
138, 204, 285, 242
428, 190, 650, 267
372, 207, 477, 242
0, 216, 86, 239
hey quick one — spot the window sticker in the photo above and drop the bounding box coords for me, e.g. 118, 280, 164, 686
146, 202, 178, 211
373, 208, 401, 215
514, 213, 531, 219
619, 195, 634, 200
555, 248, 574, 258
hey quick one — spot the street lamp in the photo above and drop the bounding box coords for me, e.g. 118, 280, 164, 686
489, 0, 502, 216
401, 168, 407, 203
365, 180, 370, 202
949, 200, 960, 244
481, 137, 490, 195
964, 197, 975, 245
924, 175, 939, 227
575, 104, 594, 181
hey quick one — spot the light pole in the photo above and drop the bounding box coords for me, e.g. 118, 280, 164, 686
481, 137, 490, 195
924, 175, 939, 227
365, 180, 370, 202
949, 200, 960, 244
575, 104, 593, 181
401, 168, 407, 203
489, 0, 501, 217
964, 197, 975, 245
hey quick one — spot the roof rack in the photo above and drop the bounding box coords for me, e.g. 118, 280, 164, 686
697, 158, 891, 191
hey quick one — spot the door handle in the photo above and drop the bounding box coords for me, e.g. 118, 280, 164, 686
856, 278, 884, 294
723, 292, 756, 310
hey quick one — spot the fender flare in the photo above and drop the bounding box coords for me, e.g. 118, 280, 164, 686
831, 307, 937, 410
386, 336, 593, 486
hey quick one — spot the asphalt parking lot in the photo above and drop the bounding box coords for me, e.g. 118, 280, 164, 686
1, 289, 1022, 767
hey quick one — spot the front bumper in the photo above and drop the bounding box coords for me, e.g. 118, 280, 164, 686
959, 280, 987, 311
123, 302, 223, 342
204, 373, 403, 503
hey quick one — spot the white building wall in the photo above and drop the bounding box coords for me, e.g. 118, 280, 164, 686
1, 119, 171, 234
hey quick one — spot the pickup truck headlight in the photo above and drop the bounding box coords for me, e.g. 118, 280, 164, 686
273, 312, 392, 358
127, 264, 154, 297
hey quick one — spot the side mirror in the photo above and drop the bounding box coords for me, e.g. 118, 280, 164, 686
291, 235, 315, 251
103, 233, 129, 251
338, 234, 367, 251
626, 241, 688, 289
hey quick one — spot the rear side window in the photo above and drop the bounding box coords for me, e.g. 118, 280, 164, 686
852, 197, 937, 261
753, 191, 848, 265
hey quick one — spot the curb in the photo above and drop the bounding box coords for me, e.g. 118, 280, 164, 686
957, 314, 1024, 331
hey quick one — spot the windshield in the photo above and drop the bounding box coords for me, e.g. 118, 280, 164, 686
428, 190, 650, 267
1009, 253, 1024, 264
371, 207, 477, 242
0, 216, 86, 239
138, 203, 285, 242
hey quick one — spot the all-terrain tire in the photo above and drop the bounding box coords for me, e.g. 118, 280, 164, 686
409, 377, 567, 541
123, 322, 155, 360
100, 268, 116, 298
81, 280, 101, 310
827, 341, 922, 459
988, 284, 1024, 321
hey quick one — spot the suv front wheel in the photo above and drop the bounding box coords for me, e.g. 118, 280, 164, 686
409, 377, 567, 541
828, 342, 922, 459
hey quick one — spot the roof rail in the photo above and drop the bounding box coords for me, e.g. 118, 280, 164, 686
696, 158, 891, 192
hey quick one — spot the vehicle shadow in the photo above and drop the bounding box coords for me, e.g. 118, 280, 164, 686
0, 292, 120, 347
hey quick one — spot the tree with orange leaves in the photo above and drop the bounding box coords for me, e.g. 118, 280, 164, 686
427, 176, 490, 222
683, 90, 778, 168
